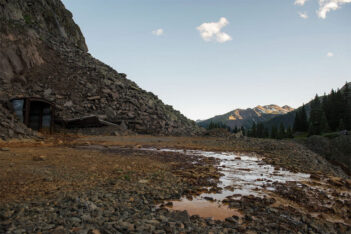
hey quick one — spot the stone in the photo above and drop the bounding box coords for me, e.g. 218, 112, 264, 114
105, 107, 116, 119
87, 96, 100, 101
0, 147, 10, 151
70, 217, 81, 224
120, 121, 128, 131
33, 155, 46, 161
63, 101, 73, 107
139, 179, 149, 184
51, 226, 67, 234
44, 88, 52, 96
88, 229, 101, 234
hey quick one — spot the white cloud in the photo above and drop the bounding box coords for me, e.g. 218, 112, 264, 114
197, 17, 232, 43
298, 12, 309, 18
318, 0, 351, 19
295, 0, 309, 5
152, 28, 164, 36
327, 52, 334, 57
295, 0, 351, 19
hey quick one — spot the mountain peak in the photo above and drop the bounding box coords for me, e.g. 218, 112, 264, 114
198, 104, 294, 129
253, 104, 294, 115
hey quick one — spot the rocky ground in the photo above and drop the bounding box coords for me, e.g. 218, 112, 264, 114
0, 135, 350, 233
0, 105, 37, 141
301, 135, 351, 173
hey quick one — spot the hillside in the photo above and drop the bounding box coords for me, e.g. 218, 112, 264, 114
0, 0, 202, 138
262, 104, 311, 130
198, 105, 294, 129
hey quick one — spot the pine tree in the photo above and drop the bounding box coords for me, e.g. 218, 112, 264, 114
256, 123, 265, 138
278, 123, 286, 139
309, 95, 321, 135
343, 82, 351, 130
241, 126, 246, 136
286, 127, 294, 138
208, 121, 214, 130
271, 126, 278, 139
308, 122, 313, 136
309, 94, 328, 135
264, 128, 269, 138
293, 111, 300, 132
338, 119, 346, 131
300, 105, 309, 131
293, 104, 308, 132
250, 122, 257, 138
320, 112, 330, 133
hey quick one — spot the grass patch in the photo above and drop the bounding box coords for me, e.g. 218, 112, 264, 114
322, 132, 340, 139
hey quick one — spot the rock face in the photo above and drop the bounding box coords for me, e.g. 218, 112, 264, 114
0, 0, 202, 136
199, 105, 294, 129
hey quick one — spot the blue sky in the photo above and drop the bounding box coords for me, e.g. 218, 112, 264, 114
62, 0, 351, 120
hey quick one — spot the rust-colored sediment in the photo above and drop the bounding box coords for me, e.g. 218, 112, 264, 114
169, 197, 243, 220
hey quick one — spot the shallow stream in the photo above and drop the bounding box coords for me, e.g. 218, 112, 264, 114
142, 148, 311, 220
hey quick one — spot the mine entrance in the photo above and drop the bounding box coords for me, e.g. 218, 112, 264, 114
10, 97, 55, 133
28, 101, 52, 131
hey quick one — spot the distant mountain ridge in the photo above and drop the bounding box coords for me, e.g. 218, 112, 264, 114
198, 105, 294, 129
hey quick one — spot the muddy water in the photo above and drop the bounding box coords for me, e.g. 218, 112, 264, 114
169, 197, 242, 220
145, 148, 311, 220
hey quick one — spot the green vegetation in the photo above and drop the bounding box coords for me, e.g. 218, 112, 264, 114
246, 122, 293, 139
304, 83, 350, 136
207, 121, 230, 131
23, 14, 32, 24
293, 104, 309, 132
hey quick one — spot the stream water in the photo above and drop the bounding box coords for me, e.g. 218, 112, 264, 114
142, 148, 311, 220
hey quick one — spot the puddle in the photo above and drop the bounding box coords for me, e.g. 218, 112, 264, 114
167, 197, 242, 220
142, 148, 311, 220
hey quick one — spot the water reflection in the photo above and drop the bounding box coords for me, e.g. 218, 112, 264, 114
144, 148, 311, 220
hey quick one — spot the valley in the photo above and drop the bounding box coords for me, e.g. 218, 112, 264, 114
0, 0, 350, 233
0, 135, 350, 233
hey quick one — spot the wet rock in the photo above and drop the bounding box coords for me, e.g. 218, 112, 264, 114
225, 216, 238, 224
203, 196, 215, 201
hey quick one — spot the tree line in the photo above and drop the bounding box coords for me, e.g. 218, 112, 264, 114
293, 83, 351, 135
207, 121, 231, 131
246, 122, 294, 139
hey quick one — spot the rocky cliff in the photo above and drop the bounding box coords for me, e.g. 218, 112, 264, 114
0, 0, 202, 138
198, 105, 294, 129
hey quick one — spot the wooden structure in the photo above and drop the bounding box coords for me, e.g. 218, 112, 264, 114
57, 115, 120, 129
9, 97, 55, 133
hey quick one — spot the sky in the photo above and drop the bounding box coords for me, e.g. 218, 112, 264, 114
62, 0, 351, 120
